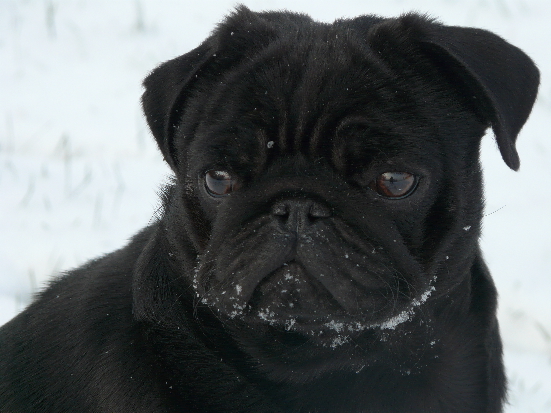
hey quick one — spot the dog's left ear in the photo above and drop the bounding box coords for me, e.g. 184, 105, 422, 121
421, 19, 539, 170
416, 15, 539, 170
368, 14, 539, 170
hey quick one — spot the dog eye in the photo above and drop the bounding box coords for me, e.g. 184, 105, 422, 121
204, 170, 240, 197
369, 172, 418, 199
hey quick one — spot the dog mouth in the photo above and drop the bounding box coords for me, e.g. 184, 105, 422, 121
193, 217, 428, 338
195, 255, 413, 336
246, 261, 392, 323
248, 261, 345, 321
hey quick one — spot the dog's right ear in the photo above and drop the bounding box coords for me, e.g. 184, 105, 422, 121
141, 42, 214, 171
141, 5, 291, 171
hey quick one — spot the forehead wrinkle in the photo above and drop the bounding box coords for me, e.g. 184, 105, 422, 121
289, 52, 331, 155
289, 64, 314, 153
278, 101, 288, 153
308, 103, 336, 159
331, 122, 351, 173
253, 129, 269, 175
288, 29, 359, 157
254, 55, 293, 154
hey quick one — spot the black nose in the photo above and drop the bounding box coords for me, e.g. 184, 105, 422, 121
271, 199, 331, 232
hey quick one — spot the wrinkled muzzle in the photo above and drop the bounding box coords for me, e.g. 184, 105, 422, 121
193, 197, 430, 335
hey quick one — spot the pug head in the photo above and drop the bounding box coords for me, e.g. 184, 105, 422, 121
139, 7, 538, 347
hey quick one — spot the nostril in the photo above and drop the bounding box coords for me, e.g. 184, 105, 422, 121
271, 199, 331, 223
309, 203, 331, 219
271, 202, 289, 217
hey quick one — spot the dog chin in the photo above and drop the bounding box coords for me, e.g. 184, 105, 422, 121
194, 259, 436, 347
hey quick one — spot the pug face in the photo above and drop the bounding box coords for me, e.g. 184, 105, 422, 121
140, 9, 538, 355
173, 44, 485, 345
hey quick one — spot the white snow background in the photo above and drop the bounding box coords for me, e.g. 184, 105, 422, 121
0, 0, 550, 411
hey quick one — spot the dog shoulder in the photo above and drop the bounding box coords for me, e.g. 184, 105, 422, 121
0, 225, 169, 412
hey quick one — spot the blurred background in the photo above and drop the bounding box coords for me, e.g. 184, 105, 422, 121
1, 0, 550, 411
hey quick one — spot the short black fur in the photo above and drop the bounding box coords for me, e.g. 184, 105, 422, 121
0, 6, 539, 413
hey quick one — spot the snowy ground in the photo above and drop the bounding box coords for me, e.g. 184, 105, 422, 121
1, 0, 550, 411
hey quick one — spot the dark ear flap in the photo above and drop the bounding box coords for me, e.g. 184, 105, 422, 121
141, 42, 214, 171
141, 5, 286, 171
415, 16, 539, 170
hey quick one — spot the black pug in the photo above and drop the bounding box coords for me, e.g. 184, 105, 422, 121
0, 6, 539, 413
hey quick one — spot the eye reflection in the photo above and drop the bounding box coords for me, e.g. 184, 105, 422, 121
204, 170, 240, 197
369, 172, 418, 199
